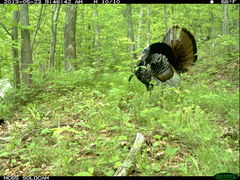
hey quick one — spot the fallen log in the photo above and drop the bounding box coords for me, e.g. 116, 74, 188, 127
114, 133, 145, 176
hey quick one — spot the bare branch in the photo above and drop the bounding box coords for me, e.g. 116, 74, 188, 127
31, 4, 44, 51
0, 21, 13, 38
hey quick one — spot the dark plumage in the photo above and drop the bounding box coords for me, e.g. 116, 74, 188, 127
129, 25, 198, 91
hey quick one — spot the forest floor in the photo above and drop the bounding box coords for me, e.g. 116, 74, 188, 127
0, 50, 239, 176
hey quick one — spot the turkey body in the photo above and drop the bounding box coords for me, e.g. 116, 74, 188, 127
130, 25, 198, 91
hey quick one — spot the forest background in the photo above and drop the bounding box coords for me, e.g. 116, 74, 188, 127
0, 4, 239, 176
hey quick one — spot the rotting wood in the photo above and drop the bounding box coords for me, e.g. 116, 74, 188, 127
0, 137, 14, 141
114, 133, 145, 176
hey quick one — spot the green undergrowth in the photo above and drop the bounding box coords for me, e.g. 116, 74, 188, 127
0, 52, 239, 176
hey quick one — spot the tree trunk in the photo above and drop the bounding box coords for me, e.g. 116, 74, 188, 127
171, 5, 174, 24
211, 11, 214, 38
12, 8, 20, 89
137, 7, 144, 50
222, 4, 229, 35
20, 4, 32, 86
93, 5, 100, 63
193, 9, 198, 35
163, 4, 168, 33
210, 10, 215, 56
64, 5, 77, 71
0, 57, 3, 79
146, 6, 151, 46
236, 5, 239, 32
236, 5, 239, 50
49, 4, 61, 68
31, 4, 44, 52
126, 4, 136, 59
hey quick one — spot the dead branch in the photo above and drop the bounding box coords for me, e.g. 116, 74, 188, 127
0, 22, 12, 38
114, 133, 145, 176
31, 4, 44, 50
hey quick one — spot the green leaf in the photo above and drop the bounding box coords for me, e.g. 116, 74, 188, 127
165, 145, 179, 156
0, 152, 9, 157
52, 126, 81, 136
88, 167, 94, 174
153, 135, 162, 140
41, 128, 51, 134
74, 172, 93, 176
118, 136, 128, 141
21, 25, 35, 31
6, 5, 19, 11
110, 155, 120, 162
114, 161, 122, 167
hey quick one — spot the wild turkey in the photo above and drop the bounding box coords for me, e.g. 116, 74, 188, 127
129, 25, 197, 91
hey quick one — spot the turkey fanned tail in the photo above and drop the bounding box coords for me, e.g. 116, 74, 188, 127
130, 25, 198, 91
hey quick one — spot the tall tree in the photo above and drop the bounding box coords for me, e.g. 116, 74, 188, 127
0, 57, 3, 79
137, 6, 144, 50
210, 10, 214, 38
0, 7, 21, 88
236, 5, 239, 31
125, 4, 136, 59
163, 4, 168, 33
49, 4, 61, 68
64, 5, 77, 71
222, 4, 229, 35
93, 5, 100, 62
20, 4, 32, 85
31, 4, 44, 51
146, 6, 151, 46
171, 5, 174, 24
12, 7, 20, 89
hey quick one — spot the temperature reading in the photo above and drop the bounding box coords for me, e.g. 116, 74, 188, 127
221, 0, 237, 3
221, 0, 229, 3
